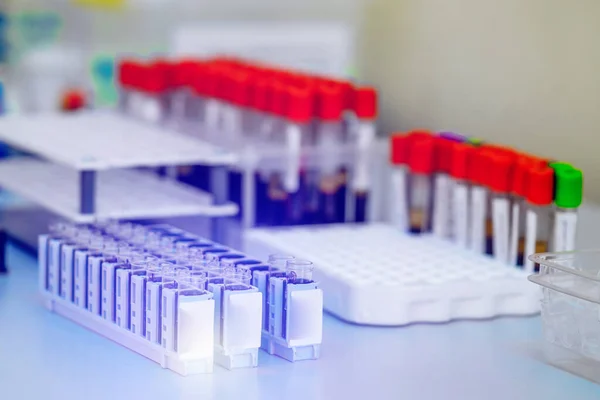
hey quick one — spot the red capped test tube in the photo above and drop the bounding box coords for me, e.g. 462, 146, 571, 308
408, 134, 435, 234
315, 82, 346, 224
449, 142, 472, 246
431, 136, 455, 238
524, 165, 554, 273
351, 86, 377, 223
389, 133, 411, 232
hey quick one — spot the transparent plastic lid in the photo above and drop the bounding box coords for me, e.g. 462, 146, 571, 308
529, 250, 600, 282
529, 250, 600, 305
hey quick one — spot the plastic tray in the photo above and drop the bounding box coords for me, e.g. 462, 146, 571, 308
529, 250, 600, 382
245, 223, 540, 326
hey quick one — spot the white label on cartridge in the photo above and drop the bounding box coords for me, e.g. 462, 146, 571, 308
38, 235, 49, 292
284, 124, 301, 193
222, 291, 262, 351
432, 174, 451, 238
492, 197, 510, 264
469, 186, 486, 254
390, 168, 409, 231
130, 274, 146, 336
74, 251, 88, 308
452, 182, 469, 248
178, 298, 214, 359
60, 244, 76, 301
553, 211, 578, 252
101, 262, 119, 322
146, 282, 162, 344
87, 257, 103, 315
48, 239, 62, 295
288, 289, 324, 347
115, 269, 131, 329
508, 202, 520, 266
161, 288, 178, 352
525, 209, 538, 273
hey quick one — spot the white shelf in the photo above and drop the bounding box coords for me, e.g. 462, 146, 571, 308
0, 112, 237, 170
0, 158, 237, 222
244, 223, 540, 326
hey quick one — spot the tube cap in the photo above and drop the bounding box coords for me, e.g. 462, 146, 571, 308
512, 156, 546, 197
555, 167, 583, 208
354, 86, 378, 120
269, 80, 287, 116
469, 148, 493, 186
526, 166, 554, 206
287, 86, 314, 123
251, 77, 270, 112
317, 83, 344, 121
488, 153, 513, 193
409, 136, 435, 174
173, 60, 197, 88
229, 72, 251, 107
142, 61, 170, 94
390, 134, 410, 165
549, 161, 573, 172
434, 137, 454, 173
450, 142, 472, 180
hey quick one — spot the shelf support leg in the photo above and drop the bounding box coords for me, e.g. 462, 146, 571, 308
80, 170, 96, 215
210, 165, 229, 243
0, 229, 7, 274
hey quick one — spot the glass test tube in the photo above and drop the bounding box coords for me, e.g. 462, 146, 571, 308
286, 259, 314, 284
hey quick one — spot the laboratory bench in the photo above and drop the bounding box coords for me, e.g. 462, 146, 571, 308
2, 205, 600, 399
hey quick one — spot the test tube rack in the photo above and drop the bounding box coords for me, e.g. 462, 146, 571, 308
244, 223, 540, 326
0, 112, 237, 223
38, 225, 323, 375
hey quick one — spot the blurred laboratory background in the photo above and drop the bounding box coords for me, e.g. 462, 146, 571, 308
2, 0, 598, 198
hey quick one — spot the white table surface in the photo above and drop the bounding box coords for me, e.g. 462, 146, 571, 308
2, 205, 600, 399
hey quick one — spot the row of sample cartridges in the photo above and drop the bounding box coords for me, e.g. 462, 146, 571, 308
389, 130, 583, 272
38, 221, 323, 372
117, 56, 378, 227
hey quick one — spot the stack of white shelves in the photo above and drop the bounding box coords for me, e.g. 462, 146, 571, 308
0, 112, 238, 222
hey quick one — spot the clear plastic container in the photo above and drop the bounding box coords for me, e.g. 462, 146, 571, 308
529, 250, 600, 382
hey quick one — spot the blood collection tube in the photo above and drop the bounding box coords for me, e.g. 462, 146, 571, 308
552, 165, 583, 252
389, 133, 411, 232
408, 135, 435, 234
316, 83, 346, 224
116, 58, 137, 114
284, 86, 314, 225
263, 80, 290, 226
351, 86, 377, 223
431, 136, 455, 238
168, 59, 198, 132
488, 152, 514, 264
524, 165, 554, 273
137, 60, 171, 125
508, 156, 544, 266
468, 148, 492, 254
449, 142, 472, 245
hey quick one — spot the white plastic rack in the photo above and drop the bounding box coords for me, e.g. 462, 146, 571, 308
244, 223, 540, 326
0, 111, 237, 222
0, 159, 237, 222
